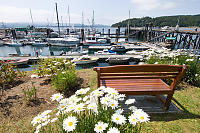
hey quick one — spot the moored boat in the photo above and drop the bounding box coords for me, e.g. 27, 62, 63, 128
72, 55, 99, 65
5, 59, 29, 66
107, 57, 130, 65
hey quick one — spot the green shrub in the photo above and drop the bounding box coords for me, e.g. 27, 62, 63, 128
145, 55, 200, 86
0, 63, 17, 91
51, 66, 77, 94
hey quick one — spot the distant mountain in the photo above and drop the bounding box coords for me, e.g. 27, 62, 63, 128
0, 22, 109, 28
112, 14, 200, 27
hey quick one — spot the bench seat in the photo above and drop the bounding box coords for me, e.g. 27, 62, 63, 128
100, 79, 171, 95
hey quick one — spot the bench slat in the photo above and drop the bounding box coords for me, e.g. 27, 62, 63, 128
100, 75, 176, 79
94, 64, 183, 73
101, 72, 179, 76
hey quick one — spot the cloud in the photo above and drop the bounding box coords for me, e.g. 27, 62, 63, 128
130, 0, 176, 12
0, 5, 52, 23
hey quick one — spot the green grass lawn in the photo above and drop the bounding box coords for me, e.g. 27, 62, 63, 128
1, 69, 200, 133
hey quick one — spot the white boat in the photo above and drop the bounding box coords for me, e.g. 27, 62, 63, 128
82, 34, 109, 46
6, 40, 22, 47
32, 39, 48, 46
94, 49, 116, 55
47, 37, 80, 46
72, 55, 99, 65
61, 51, 84, 56
126, 49, 145, 55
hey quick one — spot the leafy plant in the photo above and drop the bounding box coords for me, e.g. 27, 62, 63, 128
0, 63, 17, 95
22, 82, 37, 104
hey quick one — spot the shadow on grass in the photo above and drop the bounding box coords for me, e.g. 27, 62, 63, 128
150, 97, 200, 122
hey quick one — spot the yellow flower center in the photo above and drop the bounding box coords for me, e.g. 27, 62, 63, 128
56, 96, 59, 99
116, 118, 119, 121
133, 118, 136, 121
105, 100, 108, 102
91, 106, 93, 107
78, 107, 82, 110
68, 122, 73, 126
112, 93, 115, 95
37, 118, 40, 121
80, 91, 83, 93
97, 93, 100, 95
61, 105, 65, 108
111, 104, 115, 106
99, 126, 102, 130
140, 116, 144, 120
70, 107, 73, 109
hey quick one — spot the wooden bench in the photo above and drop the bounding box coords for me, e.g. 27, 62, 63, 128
93, 64, 187, 110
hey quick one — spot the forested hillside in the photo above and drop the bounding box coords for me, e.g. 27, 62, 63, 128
111, 15, 200, 27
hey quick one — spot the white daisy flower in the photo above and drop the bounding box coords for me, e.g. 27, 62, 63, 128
50, 93, 63, 102
57, 103, 67, 111
68, 95, 81, 104
125, 99, 135, 105
92, 90, 103, 97
40, 110, 52, 117
35, 124, 41, 133
107, 127, 120, 133
115, 108, 124, 114
31, 115, 42, 126
74, 103, 85, 113
100, 96, 111, 106
117, 94, 126, 101
63, 116, 77, 132
109, 100, 119, 109
84, 87, 90, 93
108, 89, 119, 96
65, 104, 76, 113
111, 113, 126, 125
128, 114, 138, 126
87, 103, 97, 110
134, 110, 150, 123
59, 98, 68, 105
75, 88, 87, 95
94, 121, 108, 133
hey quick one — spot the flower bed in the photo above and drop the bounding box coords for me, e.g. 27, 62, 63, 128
32, 87, 150, 133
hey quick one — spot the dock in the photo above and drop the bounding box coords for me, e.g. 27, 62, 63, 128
88, 45, 149, 51
0, 54, 143, 63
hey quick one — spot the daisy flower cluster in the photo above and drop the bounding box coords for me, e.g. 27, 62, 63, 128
31, 86, 150, 133
31, 110, 57, 133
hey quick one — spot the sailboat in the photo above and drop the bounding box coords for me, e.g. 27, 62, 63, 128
47, 3, 80, 46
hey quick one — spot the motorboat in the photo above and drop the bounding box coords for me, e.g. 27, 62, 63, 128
110, 45, 126, 52
9, 53, 31, 57
5, 59, 29, 66
126, 49, 145, 55
82, 34, 109, 46
72, 55, 99, 65
60, 51, 87, 56
107, 57, 130, 65
94, 49, 116, 55
32, 39, 48, 46
6, 40, 22, 47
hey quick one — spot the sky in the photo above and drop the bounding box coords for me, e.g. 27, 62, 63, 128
0, 0, 199, 25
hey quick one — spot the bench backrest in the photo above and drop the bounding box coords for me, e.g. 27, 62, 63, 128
93, 64, 187, 90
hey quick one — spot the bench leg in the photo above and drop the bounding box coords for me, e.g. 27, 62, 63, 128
164, 93, 174, 110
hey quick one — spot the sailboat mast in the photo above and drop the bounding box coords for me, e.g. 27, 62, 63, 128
92, 10, 95, 33
82, 11, 84, 29
55, 2, 61, 37
68, 5, 70, 28
29, 9, 34, 26
128, 10, 130, 37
